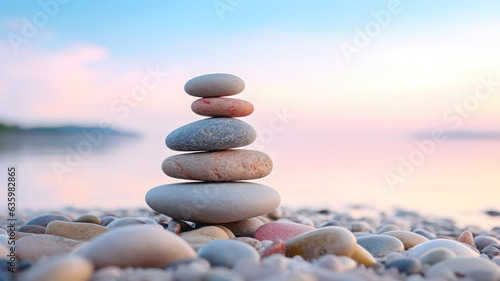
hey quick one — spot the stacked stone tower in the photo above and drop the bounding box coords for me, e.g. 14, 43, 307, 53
146, 73, 280, 224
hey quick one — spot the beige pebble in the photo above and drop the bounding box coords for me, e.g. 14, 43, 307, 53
74, 214, 101, 225
216, 226, 236, 239
267, 209, 283, 220
257, 216, 272, 224
20, 256, 93, 281
17, 235, 85, 262
162, 149, 272, 181
220, 218, 264, 237
46, 221, 109, 241
285, 226, 357, 260
179, 226, 230, 244
74, 225, 196, 268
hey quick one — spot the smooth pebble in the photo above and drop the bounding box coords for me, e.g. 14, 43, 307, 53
385, 257, 421, 274
74, 214, 101, 224
73, 225, 196, 268
23, 214, 71, 227
197, 239, 260, 269
20, 256, 93, 281
220, 218, 264, 237
179, 226, 230, 244
419, 247, 456, 265
475, 235, 500, 250
350, 244, 377, 267
357, 235, 404, 257
165, 117, 256, 151
162, 149, 272, 181
146, 182, 280, 224
426, 257, 500, 278
106, 217, 148, 228
17, 234, 84, 262
46, 221, 109, 241
18, 225, 45, 234
285, 226, 357, 260
409, 239, 480, 257
382, 230, 429, 250
184, 73, 245, 98
191, 97, 254, 117
254, 221, 315, 242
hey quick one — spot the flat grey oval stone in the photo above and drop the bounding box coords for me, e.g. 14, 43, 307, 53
166, 117, 256, 151
145, 182, 281, 223
185, 73, 245, 97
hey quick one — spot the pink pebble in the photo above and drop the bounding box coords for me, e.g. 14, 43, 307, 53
254, 221, 315, 242
191, 98, 254, 117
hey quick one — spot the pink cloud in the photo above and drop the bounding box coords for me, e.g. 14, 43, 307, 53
0, 43, 147, 126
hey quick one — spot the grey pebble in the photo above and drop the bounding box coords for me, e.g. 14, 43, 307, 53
385, 257, 421, 274
357, 235, 404, 257
420, 247, 456, 265
166, 117, 256, 151
17, 225, 45, 234
100, 216, 116, 227
475, 235, 500, 250
23, 214, 71, 227
197, 239, 260, 269
107, 217, 148, 228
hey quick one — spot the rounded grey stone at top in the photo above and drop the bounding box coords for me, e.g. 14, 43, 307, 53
184, 73, 245, 97
165, 117, 256, 151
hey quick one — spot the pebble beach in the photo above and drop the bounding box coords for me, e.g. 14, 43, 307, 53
2, 74, 500, 281
2, 207, 500, 281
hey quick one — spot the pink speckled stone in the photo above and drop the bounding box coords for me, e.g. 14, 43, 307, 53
254, 221, 315, 242
191, 98, 254, 117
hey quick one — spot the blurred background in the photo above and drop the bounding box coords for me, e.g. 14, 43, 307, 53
1, 1, 499, 228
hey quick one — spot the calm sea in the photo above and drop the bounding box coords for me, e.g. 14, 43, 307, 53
1, 130, 499, 230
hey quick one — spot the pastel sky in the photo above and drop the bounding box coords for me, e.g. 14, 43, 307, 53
1, 0, 499, 132
1, 1, 500, 225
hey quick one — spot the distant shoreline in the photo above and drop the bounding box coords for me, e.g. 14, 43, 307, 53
0, 122, 137, 137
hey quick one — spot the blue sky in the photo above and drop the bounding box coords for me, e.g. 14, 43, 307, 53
3, 0, 500, 59
1, 0, 499, 130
